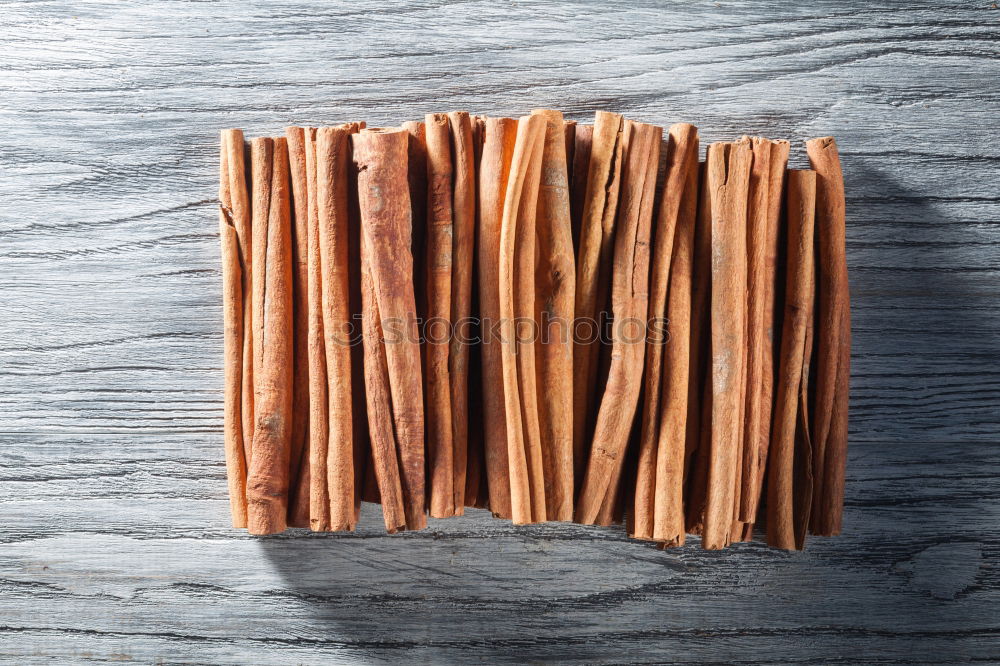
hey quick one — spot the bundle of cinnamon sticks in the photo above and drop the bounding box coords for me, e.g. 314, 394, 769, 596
217, 111, 849, 551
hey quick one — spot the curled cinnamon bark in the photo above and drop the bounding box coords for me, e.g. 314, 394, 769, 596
218, 134, 249, 528
284, 126, 312, 528
477, 117, 518, 520
806, 136, 850, 536
654, 137, 700, 544
514, 116, 548, 523
531, 108, 576, 522
702, 139, 752, 549
353, 128, 427, 530
632, 123, 699, 542
499, 114, 547, 524
424, 113, 455, 518
302, 127, 331, 530
740, 138, 790, 538
767, 169, 816, 550
576, 120, 660, 525
573, 112, 624, 483
221, 130, 254, 471
683, 161, 712, 535
315, 126, 357, 531
360, 232, 408, 533
246, 137, 293, 535
448, 111, 476, 516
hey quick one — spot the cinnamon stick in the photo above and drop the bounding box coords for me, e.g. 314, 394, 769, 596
683, 161, 712, 535
731, 135, 774, 538
806, 136, 850, 536
653, 137, 700, 544
221, 130, 254, 472
360, 232, 408, 533
499, 114, 547, 524
740, 138, 790, 537
448, 111, 476, 516
632, 123, 699, 541
514, 115, 548, 523
573, 112, 624, 484
345, 123, 368, 524
576, 120, 660, 525
767, 169, 816, 550
218, 135, 248, 528
477, 117, 518, 520
316, 126, 357, 531
531, 108, 576, 522
702, 139, 752, 549
284, 126, 312, 528
353, 128, 427, 530
424, 113, 455, 518
303, 127, 330, 531
247, 136, 293, 535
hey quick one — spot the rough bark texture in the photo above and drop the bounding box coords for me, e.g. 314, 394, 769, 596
530, 108, 575, 522
477, 116, 518, 520
767, 169, 816, 551
246, 137, 293, 535
702, 139, 752, 550
575, 121, 660, 525
352, 128, 426, 530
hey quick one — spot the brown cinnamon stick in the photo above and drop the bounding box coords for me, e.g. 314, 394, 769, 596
284, 126, 312, 528
514, 115, 548, 523
806, 136, 850, 536
499, 114, 547, 524
702, 139, 752, 549
477, 117, 518, 520
573, 112, 624, 484
740, 138, 790, 537
576, 120, 660, 525
531, 108, 576, 522
632, 123, 699, 541
218, 135, 249, 528
447, 111, 476, 516
353, 128, 427, 530
767, 169, 816, 550
732, 136, 772, 537
683, 161, 712, 535
346, 125, 369, 524
316, 126, 357, 531
424, 113, 455, 518
360, 232, 408, 533
303, 127, 331, 531
653, 136, 700, 544
247, 137, 293, 535
221, 130, 254, 472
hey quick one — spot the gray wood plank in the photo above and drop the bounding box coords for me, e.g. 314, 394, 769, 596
0, 0, 997, 663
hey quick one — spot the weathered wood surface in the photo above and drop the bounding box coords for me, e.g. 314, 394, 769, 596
1, 1, 997, 663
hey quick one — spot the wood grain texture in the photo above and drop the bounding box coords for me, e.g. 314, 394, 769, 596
0, 0, 997, 662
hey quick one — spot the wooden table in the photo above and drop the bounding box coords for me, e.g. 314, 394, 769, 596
2, 1, 997, 663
